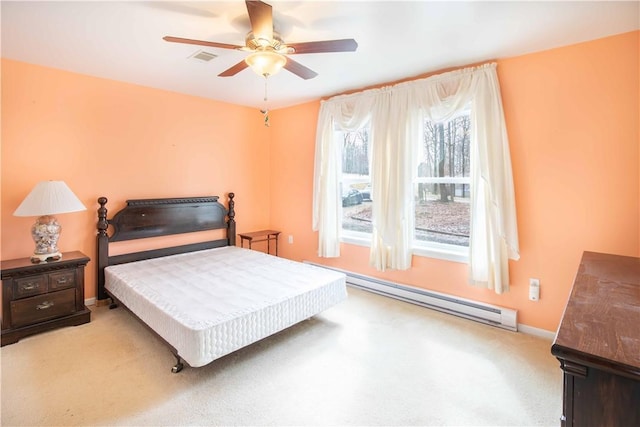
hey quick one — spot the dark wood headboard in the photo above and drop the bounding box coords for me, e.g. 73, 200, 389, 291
96, 193, 236, 302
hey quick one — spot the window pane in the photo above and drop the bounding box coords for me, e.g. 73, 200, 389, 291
343, 203, 373, 234
415, 188, 470, 246
341, 128, 372, 235
418, 114, 471, 180
342, 129, 370, 175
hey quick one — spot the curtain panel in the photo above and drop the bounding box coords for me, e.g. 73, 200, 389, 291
313, 63, 519, 293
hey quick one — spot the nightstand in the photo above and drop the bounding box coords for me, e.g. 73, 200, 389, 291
1, 251, 91, 346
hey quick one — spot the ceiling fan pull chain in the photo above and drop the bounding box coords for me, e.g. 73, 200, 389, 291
261, 75, 270, 127
260, 76, 270, 126
263, 76, 269, 102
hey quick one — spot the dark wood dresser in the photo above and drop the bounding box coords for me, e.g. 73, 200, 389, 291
1, 251, 91, 346
551, 251, 640, 426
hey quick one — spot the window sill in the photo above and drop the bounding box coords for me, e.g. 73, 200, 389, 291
412, 244, 468, 264
340, 234, 469, 264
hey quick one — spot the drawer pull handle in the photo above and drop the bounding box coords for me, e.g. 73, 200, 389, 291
36, 301, 54, 310
22, 282, 40, 290
56, 278, 68, 284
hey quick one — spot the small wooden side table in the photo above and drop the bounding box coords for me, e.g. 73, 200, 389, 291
238, 230, 281, 256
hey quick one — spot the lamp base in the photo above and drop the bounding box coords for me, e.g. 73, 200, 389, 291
30, 215, 63, 263
31, 251, 62, 263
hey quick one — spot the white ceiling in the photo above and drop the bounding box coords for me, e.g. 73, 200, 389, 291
2, 1, 639, 110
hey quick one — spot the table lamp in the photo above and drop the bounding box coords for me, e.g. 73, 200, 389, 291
13, 180, 86, 263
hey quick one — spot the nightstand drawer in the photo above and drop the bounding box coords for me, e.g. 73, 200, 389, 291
14, 275, 47, 298
48, 271, 76, 290
10, 288, 76, 328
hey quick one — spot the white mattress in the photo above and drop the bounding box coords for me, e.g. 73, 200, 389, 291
105, 246, 347, 367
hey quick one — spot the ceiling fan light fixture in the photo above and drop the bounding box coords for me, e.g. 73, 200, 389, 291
255, 37, 271, 48
245, 50, 286, 77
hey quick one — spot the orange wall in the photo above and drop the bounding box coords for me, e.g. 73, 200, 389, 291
1, 59, 272, 298
2, 31, 638, 332
270, 31, 640, 332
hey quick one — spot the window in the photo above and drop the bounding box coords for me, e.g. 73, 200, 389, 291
340, 109, 471, 258
415, 109, 471, 249
314, 63, 518, 290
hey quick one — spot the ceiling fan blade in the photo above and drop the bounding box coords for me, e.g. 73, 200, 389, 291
219, 60, 249, 77
163, 36, 243, 50
284, 57, 318, 80
246, 1, 273, 43
287, 39, 358, 54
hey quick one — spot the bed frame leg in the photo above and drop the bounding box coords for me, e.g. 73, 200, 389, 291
171, 355, 184, 373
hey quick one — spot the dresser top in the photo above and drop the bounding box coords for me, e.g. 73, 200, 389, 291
1, 251, 89, 277
552, 251, 640, 375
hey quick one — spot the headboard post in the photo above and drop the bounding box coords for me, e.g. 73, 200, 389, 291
96, 197, 110, 301
228, 192, 236, 246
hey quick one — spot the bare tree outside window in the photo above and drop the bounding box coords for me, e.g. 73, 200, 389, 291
342, 129, 369, 175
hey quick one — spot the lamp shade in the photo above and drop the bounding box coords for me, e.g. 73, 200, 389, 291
245, 51, 286, 77
14, 181, 86, 217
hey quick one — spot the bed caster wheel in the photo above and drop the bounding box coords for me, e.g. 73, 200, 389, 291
171, 363, 184, 373
109, 303, 118, 310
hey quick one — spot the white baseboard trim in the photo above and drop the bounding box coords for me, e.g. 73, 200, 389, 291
85, 297, 96, 307
517, 323, 556, 341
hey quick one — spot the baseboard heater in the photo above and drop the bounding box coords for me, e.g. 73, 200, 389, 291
305, 262, 518, 332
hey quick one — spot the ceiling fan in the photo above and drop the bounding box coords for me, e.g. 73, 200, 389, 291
163, 0, 358, 80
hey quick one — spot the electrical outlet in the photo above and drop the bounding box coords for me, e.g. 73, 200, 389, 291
529, 278, 540, 301
288, 235, 293, 244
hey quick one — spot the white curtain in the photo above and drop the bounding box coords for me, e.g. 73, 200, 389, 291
312, 92, 376, 257
368, 89, 417, 271
467, 65, 520, 293
313, 63, 519, 293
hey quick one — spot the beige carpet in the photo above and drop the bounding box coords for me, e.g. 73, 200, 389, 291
1, 287, 561, 426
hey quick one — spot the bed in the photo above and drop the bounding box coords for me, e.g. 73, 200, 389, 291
96, 193, 347, 372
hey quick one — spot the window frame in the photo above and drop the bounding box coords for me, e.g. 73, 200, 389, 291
412, 107, 471, 259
